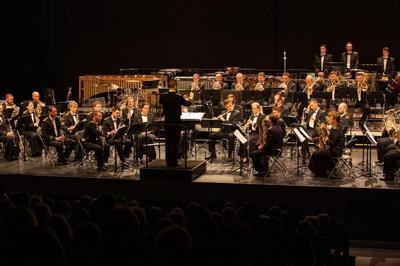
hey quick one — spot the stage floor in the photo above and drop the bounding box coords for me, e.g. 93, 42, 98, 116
0, 147, 397, 190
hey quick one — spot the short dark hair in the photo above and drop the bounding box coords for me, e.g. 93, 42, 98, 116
48, 105, 57, 112
140, 102, 150, 109
383, 47, 390, 52
269, 115, 278, 125
224, 99, 233, 106
320, 43, 327, 48
272, 106, 281, 113
112, 106, 120, 112
330, 71, 338, 75
93, 110, 102, 117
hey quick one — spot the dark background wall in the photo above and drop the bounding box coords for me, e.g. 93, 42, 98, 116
1, 0, 400, 101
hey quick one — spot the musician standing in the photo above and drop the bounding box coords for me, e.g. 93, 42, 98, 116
160, 88, 192, 167
41, 106, 75, 164
377, 47, 397, 107
341, 42, 359, 71
83, 111, 107, 171
308, 112, 345, 177
251, 115, 284, 177
232, 73, 250, 91
313, 44, 333, 74
377, 47, 396, 80
207, 99, 243, 161
17, 101, 43, 156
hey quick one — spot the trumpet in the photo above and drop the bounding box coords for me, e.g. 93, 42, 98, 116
234, 82, 244, 91
254, 82, 265, 91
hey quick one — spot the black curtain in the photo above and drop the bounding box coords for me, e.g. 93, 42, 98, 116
1, 0, 400, 101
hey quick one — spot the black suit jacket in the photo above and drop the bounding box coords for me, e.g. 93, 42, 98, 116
17, 111, 39, 132
41, 116, 62, 142
248, 113, 266, 133
341, 51, 359, 69
276, 118, 286, 135
221, 109, 243, 133
327, 125, 345, 156
377, 56, 396, 78
306, 108, 327, 129
159, 92, 192, 123
313, 53, 333, 72
263, 124, 284, 154
121, 107, 138, 124
0, 115, 10, 136
83, 121, 103, 144
63, 112, 80, 128
232, 81, 250, 91
102, 116, 122, 137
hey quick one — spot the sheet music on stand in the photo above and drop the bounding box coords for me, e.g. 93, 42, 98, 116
233, 123, 248, 144
293, 128, 306, 143
298, 127, 312, 140
363, 124, 377, 145
180, 112, 205, 121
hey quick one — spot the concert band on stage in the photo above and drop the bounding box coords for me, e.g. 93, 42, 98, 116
0, 42, 399, 179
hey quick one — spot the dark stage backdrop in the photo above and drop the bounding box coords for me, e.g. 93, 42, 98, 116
1, 0, 400, 101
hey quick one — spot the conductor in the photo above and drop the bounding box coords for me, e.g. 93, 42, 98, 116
160, 87, 192, 167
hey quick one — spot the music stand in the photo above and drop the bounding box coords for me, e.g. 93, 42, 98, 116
263, 106, 273, 115
221, 90, 243, 103
201, 90, 221, 104
242, 91, 264, 103
282, 115, 299, 127
44, 88, 56, 105
362, 124, 378, 186
110, 126, 131, 176
223, 122, 249, 176
335, 87, 357, 101
290, 92, 308, 106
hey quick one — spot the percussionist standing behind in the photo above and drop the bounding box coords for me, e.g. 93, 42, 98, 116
159, 87, 192, 167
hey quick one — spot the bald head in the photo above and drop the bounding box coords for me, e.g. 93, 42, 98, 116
32, 91, 40, 102
215, 73, 223, 82
338, 102, 348, 114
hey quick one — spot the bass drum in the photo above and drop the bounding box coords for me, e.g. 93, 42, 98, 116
387, 73, 400, 95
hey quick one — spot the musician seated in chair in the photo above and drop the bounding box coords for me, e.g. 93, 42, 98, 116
337, 102, 352, 133
63, 101, 83, 161
212, 73, 228, 90
232, 73, 250, 91
301, 99, 327, 161
308, 112, 345, 178
2, 93, 20, 119
253, 72, 271, 91
17, 101, 43, 156
382, 140, 400, 181
272, 92, 289, 116
121, 96, 138, 125
84, 111, 108, 171
207, 99, 243, 161
0, 104, 16, 160
31, 91, 46, 117
278, 73, 297, 93
132, 102, 156, 162
244, 102, 266, 155
86, 100, 103, 122
251, 115, 284, 177
41, 106, 75, 164
103, 107, 131, 164
189, 73, 205, 103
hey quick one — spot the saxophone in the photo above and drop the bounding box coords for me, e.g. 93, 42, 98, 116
316, 122, 329, 149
